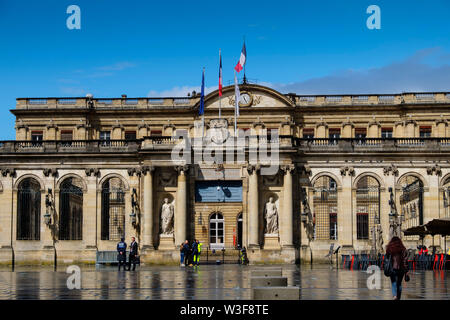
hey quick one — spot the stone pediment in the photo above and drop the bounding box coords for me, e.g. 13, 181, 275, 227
198, 84, 294, 111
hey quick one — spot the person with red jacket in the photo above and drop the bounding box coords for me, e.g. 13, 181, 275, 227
386, 236, 409, 300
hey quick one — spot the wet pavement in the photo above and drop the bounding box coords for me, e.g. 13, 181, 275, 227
0, 264, 448, 300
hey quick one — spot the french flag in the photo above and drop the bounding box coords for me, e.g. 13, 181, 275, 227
234, 42, 246, 73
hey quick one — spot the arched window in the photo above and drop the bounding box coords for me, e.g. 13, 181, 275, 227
356, 176, 380, 240
209, 212, 224, 249
101, 178, 125, 240
399, 175, 424, 231
17, 178, 41, 240
313, 176, 338, 240
59, 177, 83, 240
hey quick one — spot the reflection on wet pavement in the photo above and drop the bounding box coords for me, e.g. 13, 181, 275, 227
0, 265, 448, 300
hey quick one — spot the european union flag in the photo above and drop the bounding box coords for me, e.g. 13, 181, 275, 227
199, 68, 205, 116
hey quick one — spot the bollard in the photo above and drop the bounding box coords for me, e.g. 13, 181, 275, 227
252, 269, 282, 277
250, 276, 287, 287
252, 286, 300, 300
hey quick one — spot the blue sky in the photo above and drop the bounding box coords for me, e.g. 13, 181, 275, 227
1, 0, 450, 139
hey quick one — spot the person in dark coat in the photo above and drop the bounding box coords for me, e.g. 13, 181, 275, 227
182, 240, 190, 266
117, 238, 127, 271
191, 239, 199, 266
127, 237, 139, 271
386, 236, 409, 300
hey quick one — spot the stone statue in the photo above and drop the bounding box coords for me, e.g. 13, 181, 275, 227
264, 197, 279, 234
376, 225, 384, 253
160, 198, 174, 235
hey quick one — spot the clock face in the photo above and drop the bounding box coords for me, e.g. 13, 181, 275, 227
239, 92, 252, 106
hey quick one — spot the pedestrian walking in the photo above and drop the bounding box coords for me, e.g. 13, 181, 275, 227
239, 246, 249, 265
180, 243, 185, 266
192, 239, 199, 266
117, 237, 127, 271
127, 236, 139, 271
182, 240, 190, 266
195, 240, 202, 266
386, 236, 409, 300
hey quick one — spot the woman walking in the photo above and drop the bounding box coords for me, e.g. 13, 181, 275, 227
386, 236, 409, 300
180, 243, 185, 266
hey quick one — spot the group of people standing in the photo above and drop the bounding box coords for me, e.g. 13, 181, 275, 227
180, 239, 202, 267
117, 237, 139, 271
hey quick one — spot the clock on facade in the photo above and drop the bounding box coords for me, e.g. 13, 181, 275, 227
239, 92, 253, 107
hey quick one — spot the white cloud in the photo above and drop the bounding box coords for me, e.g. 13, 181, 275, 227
96, 61, 136, 71
273, 47, 450, 94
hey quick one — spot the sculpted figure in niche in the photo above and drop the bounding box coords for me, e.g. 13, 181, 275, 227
264, 196, 279, 234
161, 197, 174, 235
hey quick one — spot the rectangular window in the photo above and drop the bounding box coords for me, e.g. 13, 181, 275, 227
31, 131, 43, 141
125, 131, 136, 140
357, 212, 369, 239
381, 127, 393, 138
355, 128, 367, 144
100, 131, 111, 146
60, 130, 73, 147
303, 128, 314, 139
329, 212, 337, 240
419, 126, 432, 138
151, 130, 162, 136
329, 128, 340, 144
60, 130, 73, 140
100, 131, 111, 140
355, 128, 367, 138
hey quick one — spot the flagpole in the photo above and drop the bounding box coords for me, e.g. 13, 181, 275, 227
202, 67, 205, 138
219, 49, 221, 119
243, 36, 246, 83
234, 70, 237, 136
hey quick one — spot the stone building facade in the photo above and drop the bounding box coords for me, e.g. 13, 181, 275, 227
1, 84, 450, 265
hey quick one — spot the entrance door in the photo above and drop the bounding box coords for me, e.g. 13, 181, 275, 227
237, 213, 243, 248
209, 212, 224, 249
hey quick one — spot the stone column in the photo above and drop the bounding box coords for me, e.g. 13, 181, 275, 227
163, 121, 176, 136
394, 121, 404, 138
15, 123, 28, 141
142, 166, 154, 249
46, 122, 57, 140
341, 119, 354, 138
247, 165, 259, 248
339, 168, 353, 247
175, 165, 188, 246
76, 123, 87, 140
435, 118, 448, 138
83, 169, 98, 260
405, 118, 417, 137
315, 119, 328, 138
368, 118, 381, 138
112, 121, 123, 139
138, 122, 150, 139
0, 171, 14, 263
280, 165, 294, 247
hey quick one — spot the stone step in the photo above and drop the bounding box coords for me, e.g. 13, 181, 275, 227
250, 276, 287, 287
252, 269, 282, 277
252, 287, 300, 300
